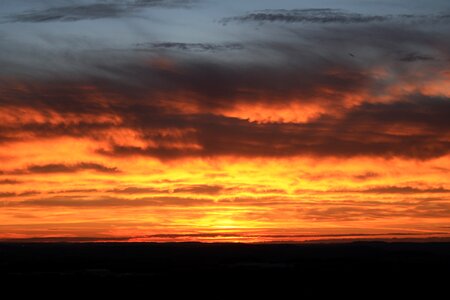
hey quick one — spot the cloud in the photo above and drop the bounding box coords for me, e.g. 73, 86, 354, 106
174, 184, 224, 194
0, 236, 131, 242
4, 0, 197, 23
352, 172, 380, 181
10, 163, 120, 174
147, 233, 237, 238
146, 232, 444, 239
134, 0, 197, 8
398, 52, 436, 62
14, 195, 211, 207
298, 205, 417, 221
98, 96, 450, 160
49, 188, 98, 194
220, 9, 450, 25
221, 9, 390, 25
5, 3, 127, 22
0, 191, 40, 198
112, 184, 224, 195
359, 186, 450, 194
136, 42, 244, 52
0, 179, 21, 185
3, 78, 450, 160
111, 187, 162, 194
1, 231, 447, 243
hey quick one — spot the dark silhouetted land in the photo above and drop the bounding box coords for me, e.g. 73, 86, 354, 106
1, 242, 449, 296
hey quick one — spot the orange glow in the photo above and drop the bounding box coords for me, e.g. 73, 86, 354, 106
219, 102, 328, 123
1, 136, 449, 242
1, 58, 450, 244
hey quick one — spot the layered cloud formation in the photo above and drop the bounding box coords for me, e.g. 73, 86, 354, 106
0, 0, 449, 242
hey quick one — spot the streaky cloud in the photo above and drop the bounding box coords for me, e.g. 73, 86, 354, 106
14, 195, 211, 207
136, 42, 244, 52
398, 52, 436, 62
220, 9, 450, 25
6, 163, 120, 174
4, 0, 198, 23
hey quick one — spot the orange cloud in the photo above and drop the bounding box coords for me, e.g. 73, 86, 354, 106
1, 15, 450, 242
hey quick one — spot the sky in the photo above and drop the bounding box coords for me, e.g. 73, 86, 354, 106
0, 0, 449, 242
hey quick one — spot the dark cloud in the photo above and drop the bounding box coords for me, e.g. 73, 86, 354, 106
4, 0, 197, 23
50, 188, 98, 194
147, 233, 237, 238
298, 205, 407, 221
412, 201, 450, 218
2, 65, 450, 160
136, 42, 244, 52
293, 186, 449, 196
173, 184, 224, 194
352, 172, 380, 181
3, 82, 449, 160
128, 58, 371, 110
98, 96, 450, 160
0, 124, 117, 144
147, 232, 442, 239
221, 9, 389, 25
220, 9, 450, 25
0, 192, 17, 198
111, 187, 161, 194
0, 179, 21, 185
344, 96, 450, 131
112, 184, 224, 195
109, 185, 281, 196
0, 191, 40, 198
398, 52, 436, 62
360, 186, 450, 194
6, 3, 126, 22
265, 232, 446, 238
0, 236, 131, 242
19, 163, 119, 174
133, 0, 197, 8
14, 195, 211, 207
2, 231, 447, 243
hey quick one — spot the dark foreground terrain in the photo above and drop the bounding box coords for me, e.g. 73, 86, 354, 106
1, 242, 449, 296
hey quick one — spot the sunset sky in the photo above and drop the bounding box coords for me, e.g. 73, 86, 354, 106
1, 0, 449, 242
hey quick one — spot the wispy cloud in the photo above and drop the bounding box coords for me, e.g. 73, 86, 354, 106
136, 42, 244, 52
398, 52, 436, 62
220, 9, 450, 25
4, 0, 198, 23
5, 163, 120, 174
